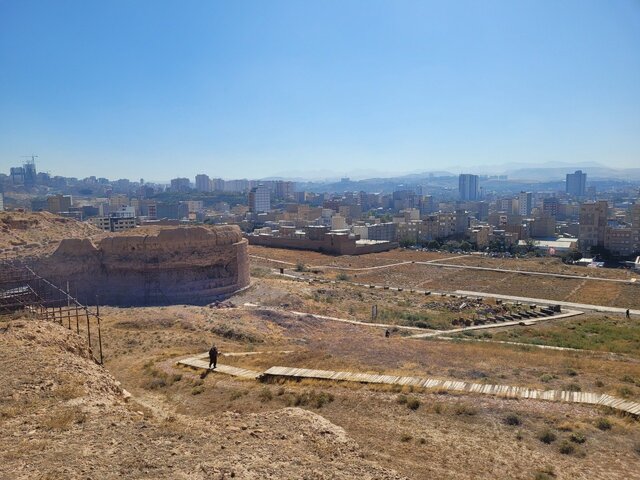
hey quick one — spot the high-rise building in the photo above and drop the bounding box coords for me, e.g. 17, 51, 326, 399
10, 167, 25, 185
211, 178, 225, 191
419, 195, 435, 215
542, 197, 559, 218
170, 177, 191, 192
458, 174, 479, 201
392, 190, 418, 210
23, 159, 37, 188
566, 170, 587, 197
518, 191, 533, 216
195, 174, 211, 192
224, 179, 250, 193
630, 204, 640, 253
274, 181, 295, 199
578, 200, 608, 253
248, 185, 271, 213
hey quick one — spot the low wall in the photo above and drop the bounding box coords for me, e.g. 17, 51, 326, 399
247, 234, 397, 255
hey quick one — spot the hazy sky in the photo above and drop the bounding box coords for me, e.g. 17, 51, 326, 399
1, 1, 639, 181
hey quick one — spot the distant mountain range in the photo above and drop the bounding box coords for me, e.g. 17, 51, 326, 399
265, 162, 640, 184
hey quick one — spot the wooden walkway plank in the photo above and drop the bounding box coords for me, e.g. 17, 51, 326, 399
177, 358, 261, 380
179, 356, 640, 417
261, 365, 640, 414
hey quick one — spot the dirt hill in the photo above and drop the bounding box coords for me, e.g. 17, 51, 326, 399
0, 211, 101, 257
0, 318, 403, 479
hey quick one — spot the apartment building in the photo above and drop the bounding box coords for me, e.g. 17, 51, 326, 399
578, 200, 608, 253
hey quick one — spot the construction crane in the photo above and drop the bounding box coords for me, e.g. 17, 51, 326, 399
21, 154, 38, 164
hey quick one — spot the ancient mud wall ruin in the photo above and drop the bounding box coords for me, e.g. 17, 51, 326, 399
34, 225, 250, 306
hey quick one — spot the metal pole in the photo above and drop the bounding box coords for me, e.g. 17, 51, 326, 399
96, 295, 103, 365
67, 281, 71, 329
85, 307, 91, 354
75, 287, 80, 334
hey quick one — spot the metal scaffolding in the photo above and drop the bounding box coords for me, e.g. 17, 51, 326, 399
0, 258, 104, 365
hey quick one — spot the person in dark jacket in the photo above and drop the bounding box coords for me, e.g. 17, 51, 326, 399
209, 344, 218, 369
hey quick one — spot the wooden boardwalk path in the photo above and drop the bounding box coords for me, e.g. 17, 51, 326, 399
262, 366, 640, 417
177, 356, 261, 379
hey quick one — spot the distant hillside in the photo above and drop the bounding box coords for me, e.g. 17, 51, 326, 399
505, 166, 640, 182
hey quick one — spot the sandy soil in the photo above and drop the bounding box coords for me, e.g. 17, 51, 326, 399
0, 211, 101, 257
0, 318, 402, 479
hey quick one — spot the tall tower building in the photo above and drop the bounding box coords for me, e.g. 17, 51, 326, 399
195, 174, 211, 192
542, 197, 559, 218
458, 174, 479, 201
566, 170, 587, 197
23, 158, 37, 188
248, 184, 271, 213
518, 191, 533, 216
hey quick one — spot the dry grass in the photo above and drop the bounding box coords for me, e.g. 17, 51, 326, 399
439, 254, 636, 280
250, 246, 640, 308
8, 259, 634, 479
42, 406, 86, 431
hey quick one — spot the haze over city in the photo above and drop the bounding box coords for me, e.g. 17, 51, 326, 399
1, 1, 639, 180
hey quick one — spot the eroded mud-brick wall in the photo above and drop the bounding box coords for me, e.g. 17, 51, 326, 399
35, 225, 250, 306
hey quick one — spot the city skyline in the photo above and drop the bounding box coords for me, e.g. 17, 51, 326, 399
1, 1, 639, 180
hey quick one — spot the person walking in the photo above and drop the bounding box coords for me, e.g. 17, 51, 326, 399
626, 309, 631, 319
209, 344, 218, 370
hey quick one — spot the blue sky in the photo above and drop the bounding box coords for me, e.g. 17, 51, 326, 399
1, 1, 639, 181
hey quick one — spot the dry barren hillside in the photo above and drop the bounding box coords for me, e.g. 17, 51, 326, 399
0, 211, 101, 257
0, 317, 403, 479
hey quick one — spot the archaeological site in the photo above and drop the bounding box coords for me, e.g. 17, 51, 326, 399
32, 225, 250, 306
